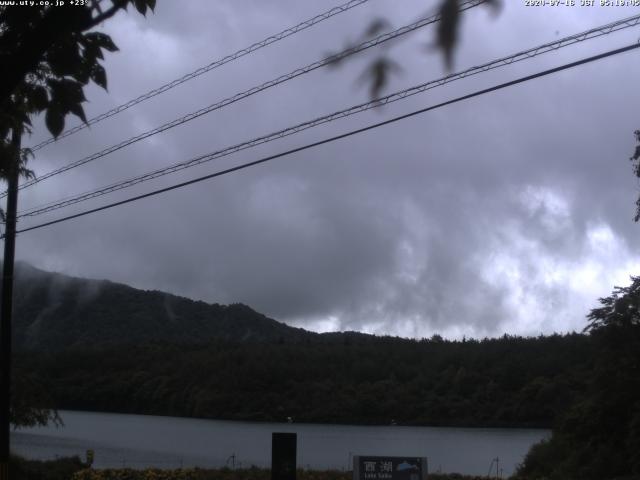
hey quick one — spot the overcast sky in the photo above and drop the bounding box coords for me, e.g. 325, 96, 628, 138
12, 0, 640, 339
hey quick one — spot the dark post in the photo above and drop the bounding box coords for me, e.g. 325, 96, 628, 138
272, 432, 296, 480
0, 130, 20, 480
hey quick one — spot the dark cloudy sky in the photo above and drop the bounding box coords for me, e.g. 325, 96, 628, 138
13, 0, 640, 338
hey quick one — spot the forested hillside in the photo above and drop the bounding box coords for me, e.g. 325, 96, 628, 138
11, 263, 597, 429
12, 262, 312, 350
16, 334, 594, 428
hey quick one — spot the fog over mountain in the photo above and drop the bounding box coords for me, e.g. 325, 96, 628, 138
11, 263, 594, 430
11, 262, 314, 351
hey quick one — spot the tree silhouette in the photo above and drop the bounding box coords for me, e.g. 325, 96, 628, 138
516, 279, 640, 479
0, 0, 155, 176
0, 0, 156, 441
630, 130, 640, 221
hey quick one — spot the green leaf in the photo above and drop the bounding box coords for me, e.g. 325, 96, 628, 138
364, 19, 391, 39
132, 0, 156, 15
85, 32, 119, 52
90, 64, 107, 90
45, 106, 65, 138
46, 41, 83, 77
68, 102, 87, 124
133, 0, 148, 14
436, 0, 460, 71
92, 45, 104, 60
30, 86, 49, 111
71, 58, 92, 85
358, 56, 401, 100
80, 34, 105, 60
48, 79, 86, 107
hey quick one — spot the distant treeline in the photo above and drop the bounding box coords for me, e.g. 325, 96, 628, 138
15, 333, 594, 428
9, 264, 595, 428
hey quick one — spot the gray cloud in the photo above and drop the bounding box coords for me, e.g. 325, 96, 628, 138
13, 0, 640, 339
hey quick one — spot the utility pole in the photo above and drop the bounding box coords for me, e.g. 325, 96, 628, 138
0, 129, 21, 480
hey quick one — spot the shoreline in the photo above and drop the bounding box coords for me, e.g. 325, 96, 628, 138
44, 408, 554, 431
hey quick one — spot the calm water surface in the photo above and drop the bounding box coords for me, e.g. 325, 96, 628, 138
11, 411, 549, 476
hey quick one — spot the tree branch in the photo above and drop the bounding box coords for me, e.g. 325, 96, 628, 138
85, 0, 127, 29
0, 1, 128, 104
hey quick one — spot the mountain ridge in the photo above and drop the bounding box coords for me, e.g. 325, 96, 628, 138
8, 263, 597, 430
11, 261, 317, 351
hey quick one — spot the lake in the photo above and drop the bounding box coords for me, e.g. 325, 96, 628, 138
11, 411, 549, 476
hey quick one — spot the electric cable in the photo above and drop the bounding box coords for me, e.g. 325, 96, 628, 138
18, 14, 640, 219
9, 42, 638, 238
4, 0, 487, 198
28, 0, 374, 152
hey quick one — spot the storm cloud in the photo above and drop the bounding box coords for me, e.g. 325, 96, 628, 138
13, 0, 640, 338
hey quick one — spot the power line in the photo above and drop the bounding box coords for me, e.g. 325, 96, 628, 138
10, 43, 639, 238
18, 14, 640, 219
28, 0, 373, 153
5, 0, 487, 198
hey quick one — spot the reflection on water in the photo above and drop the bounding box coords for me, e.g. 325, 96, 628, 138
12, 410, 549, 476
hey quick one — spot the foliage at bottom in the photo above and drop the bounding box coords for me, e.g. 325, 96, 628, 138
514, 278, 640, 480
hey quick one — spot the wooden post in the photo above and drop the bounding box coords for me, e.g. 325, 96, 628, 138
272, 432, 296, 480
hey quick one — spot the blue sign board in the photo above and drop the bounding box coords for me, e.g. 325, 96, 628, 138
353, 456, 428, 480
